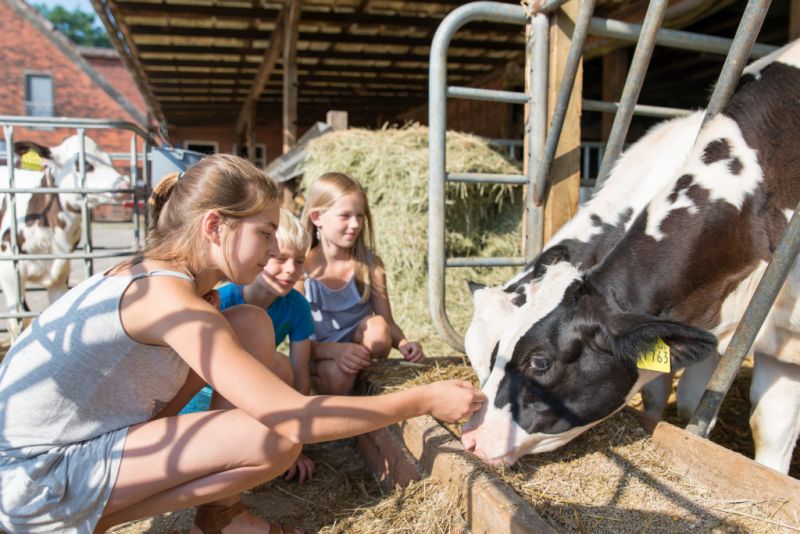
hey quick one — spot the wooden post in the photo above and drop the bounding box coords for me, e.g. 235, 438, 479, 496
791, 0, 800, 40
326, 110, 348, 131
282, 0, 300, 154
601, 47, 628, 141
543, 0, 581, 243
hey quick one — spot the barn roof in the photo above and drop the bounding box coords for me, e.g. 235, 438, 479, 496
91, 0, 790, 130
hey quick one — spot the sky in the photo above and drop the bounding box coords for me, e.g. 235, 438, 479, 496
32, 0, 96, 13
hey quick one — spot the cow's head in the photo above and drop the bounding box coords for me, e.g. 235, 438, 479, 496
461, 255, 717, 466
464, 246, 573, 387
15, 135, 129, 209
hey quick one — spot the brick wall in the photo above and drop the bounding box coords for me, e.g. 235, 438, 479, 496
0, 0, 144, 155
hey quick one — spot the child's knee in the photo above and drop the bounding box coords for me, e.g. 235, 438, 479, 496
361, 316, 392, 357
313, 362, 356, 395
272, 352, 294, 385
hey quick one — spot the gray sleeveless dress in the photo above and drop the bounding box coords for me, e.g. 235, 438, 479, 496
0, 270, 192, 533
304, 276, 373, 343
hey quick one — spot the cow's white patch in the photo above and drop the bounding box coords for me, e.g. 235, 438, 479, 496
645, 115, 763, 241
465, 286, 517, 385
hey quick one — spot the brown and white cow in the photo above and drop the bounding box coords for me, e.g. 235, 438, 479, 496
0, 135, 129, 338
462, 39, 800, 474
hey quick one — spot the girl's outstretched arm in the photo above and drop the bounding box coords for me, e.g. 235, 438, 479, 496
369, 255, 425, 362
126, 275, 482, 445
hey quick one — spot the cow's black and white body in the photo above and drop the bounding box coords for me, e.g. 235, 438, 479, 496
462, 40, 800, 474
0, 135, 128, 339
466, 110, 705, 387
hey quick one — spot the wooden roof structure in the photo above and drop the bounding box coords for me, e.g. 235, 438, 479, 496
92, 0, 793, 133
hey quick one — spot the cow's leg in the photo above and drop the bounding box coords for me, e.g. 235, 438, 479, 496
675, 354, 720, 423
750, 352, 800, 474
46, 259, 71, 304
640, 373, 672, 420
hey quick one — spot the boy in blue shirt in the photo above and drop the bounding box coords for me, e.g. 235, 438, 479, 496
183, 208, 316, 481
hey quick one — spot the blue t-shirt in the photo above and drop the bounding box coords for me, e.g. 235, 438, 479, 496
216, 283, 314, 345
180, 283, 314, 414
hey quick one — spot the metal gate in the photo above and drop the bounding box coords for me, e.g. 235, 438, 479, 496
0, 116, 154, 326
428, 0, 788, 439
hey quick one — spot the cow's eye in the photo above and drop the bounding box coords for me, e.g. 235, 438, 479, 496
529, 356, 552, 374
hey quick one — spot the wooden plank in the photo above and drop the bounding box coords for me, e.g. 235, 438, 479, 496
326, 111, 348, 131
543, 0, 581, 243
792, 0, 800, 40
601, 47, 628, 141
356, 424, 422, 493
235, 7, 285, 135
636, 415, 800, 522
283, 0, 301, 154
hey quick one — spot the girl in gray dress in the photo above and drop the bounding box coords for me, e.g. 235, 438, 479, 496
301, 172, 426, 395
0, 155, 485, 533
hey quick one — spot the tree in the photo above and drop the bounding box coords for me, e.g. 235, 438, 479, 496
32, 4, 112, 48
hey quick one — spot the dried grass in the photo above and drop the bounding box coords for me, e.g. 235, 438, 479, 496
300, 124, 523, 356
362, 358, 800, 534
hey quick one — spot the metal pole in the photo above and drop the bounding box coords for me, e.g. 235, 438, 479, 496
3, 125, 23, 329
531, 0, 596, 208
703, 0, 772, 124
130, 134, 141, 246
429, 1, 529, 352
78, 129, 93, 277
687, 200, 800, 438
524, 13, 549, 262
593, 0, 669, 192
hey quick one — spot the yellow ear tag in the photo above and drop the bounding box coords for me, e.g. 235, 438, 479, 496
636, 338, 671, 373
20, 150, 42, 171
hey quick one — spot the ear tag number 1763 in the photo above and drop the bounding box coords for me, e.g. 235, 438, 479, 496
636, 338, 671, 373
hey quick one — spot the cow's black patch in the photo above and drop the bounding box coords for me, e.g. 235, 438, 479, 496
702, 138, 731, 165
668, 174, 694, 202
728, 157, 743, 175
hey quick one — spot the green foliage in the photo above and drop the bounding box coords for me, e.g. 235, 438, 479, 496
32, 4, 111, 48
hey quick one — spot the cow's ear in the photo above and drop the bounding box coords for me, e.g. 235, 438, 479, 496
531, 245, 570, 280
608, 312, 717, 368
467, 280, 486, 295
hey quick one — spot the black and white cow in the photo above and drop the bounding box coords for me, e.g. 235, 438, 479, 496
462, 39, 800, 474
465, 110, 706, 397
0, 135, 129, 338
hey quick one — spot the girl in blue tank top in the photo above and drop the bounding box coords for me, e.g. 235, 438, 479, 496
300, 172, 426, 395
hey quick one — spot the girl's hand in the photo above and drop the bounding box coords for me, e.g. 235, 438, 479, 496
398, 341, 424, 363
284, 452, 316, 484
202, 289, 220, 308
423, 380, 486, 423
333, 343, 373, 374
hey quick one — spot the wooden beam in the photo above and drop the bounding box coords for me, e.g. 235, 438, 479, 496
235, 7, 285, 135
326, 110, 348, 131
601, 47, 628, 141
791, 0, 800, 40
543, 0, 581, 243
283, 0, 301, 153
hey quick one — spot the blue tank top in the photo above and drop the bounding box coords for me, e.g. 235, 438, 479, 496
304, 275, 373, 343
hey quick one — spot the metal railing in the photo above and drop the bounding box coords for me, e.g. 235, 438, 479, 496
0, 116, 155, 323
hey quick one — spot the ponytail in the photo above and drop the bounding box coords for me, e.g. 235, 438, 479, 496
147, 172, 180, 237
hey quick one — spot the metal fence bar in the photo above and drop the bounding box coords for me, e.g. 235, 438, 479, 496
0, 248, 140, 261
447, 172, 528, 185
583, 99, 691, 118
589, 17, 778, 58
523, 13, 549, 263
593, 0, 669, 192
702, 0, 772, 123
687, 200, 800, 438
2, 126, 23, 331
530, 0, 596, 211
447, 86, 529, 104
447, 256, 527, 268
429, 1, 531, 351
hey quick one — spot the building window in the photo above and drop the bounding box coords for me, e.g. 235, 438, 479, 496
184, 141, 218, 155
233, 143, 267, 168
25, 74, 54, 117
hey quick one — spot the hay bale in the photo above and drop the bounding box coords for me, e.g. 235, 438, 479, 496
362, 359, 800, 533
300, 124, 523, 355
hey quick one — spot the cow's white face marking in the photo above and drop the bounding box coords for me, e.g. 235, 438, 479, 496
465, 286, 516, 385
645, 115, 763, 241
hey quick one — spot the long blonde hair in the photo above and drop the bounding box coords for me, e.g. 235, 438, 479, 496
144, 153, 280, 278
302, 172, 375, 303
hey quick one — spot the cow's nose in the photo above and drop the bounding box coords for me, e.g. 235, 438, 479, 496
461, 429, 477, 453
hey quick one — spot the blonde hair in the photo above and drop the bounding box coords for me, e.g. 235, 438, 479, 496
302, 172, 375, 303
144, 153, 280, 277
277, 208, 309, 255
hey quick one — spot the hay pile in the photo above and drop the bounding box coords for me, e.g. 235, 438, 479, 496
362, 359, 800, 533
300, 124, 523, 356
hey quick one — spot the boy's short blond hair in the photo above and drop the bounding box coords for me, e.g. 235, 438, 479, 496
277, 208, 310, 255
